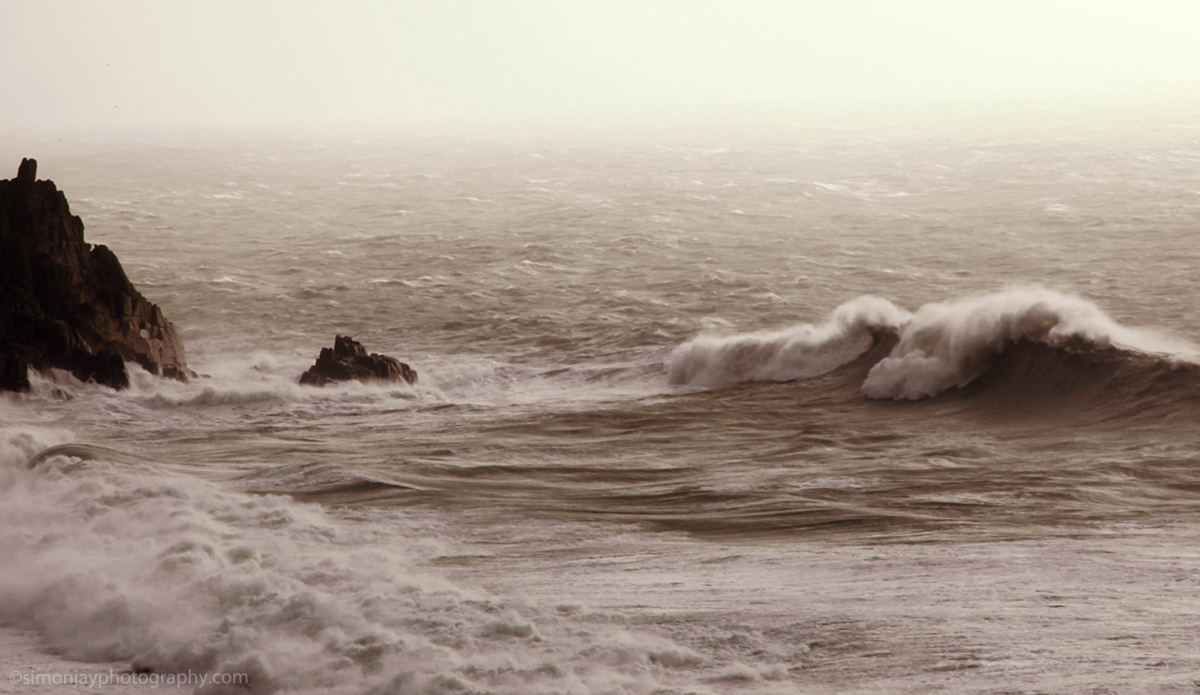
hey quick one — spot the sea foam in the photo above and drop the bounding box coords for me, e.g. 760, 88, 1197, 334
668, 287, 1200, 401
0, 432, 730, 695
667, 296, 909, 387
862, 287, 1199, 400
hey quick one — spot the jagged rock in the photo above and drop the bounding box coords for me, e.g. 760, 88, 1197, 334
0, 158, 190, 392
70, 349, 129, 390
17, 158, 36, 184
299, 335, 417, 387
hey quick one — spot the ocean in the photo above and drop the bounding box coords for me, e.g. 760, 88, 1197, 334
2, 120, 1199, 694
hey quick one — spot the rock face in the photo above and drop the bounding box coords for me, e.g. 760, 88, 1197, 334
0, 158, 190, 392
299, 335, 417, 387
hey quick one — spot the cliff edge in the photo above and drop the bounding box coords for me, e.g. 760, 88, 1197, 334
0, 158, 189, 392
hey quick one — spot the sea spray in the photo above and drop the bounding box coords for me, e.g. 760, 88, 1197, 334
0, 432, 737, 695
667, 287, 1200, 402
862, 287, 1199, 400
667, 295, 910, 387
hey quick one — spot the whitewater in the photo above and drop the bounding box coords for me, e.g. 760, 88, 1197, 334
2, 122, 1200, 694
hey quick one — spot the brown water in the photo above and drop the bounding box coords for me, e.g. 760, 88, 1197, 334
1, 125, 1199, 693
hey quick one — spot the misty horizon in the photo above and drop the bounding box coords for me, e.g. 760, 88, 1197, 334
3, 1, 1199, 138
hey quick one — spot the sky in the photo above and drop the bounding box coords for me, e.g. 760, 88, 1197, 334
2, 0, 1200, 136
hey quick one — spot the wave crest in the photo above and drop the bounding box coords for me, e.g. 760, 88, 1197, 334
667, 296, 910, 387
668, 288, 1200, 407
862, 287, 1196, 400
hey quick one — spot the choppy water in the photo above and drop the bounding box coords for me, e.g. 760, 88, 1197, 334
2, 124, 1200, 694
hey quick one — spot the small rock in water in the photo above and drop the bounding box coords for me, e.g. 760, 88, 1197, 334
299, 335, 417, 386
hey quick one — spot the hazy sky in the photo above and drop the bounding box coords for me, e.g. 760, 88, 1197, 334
3, 0, 1199, 135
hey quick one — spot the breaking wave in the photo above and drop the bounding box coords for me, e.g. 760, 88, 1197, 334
667, 296, 910, 387
861, 287, 1197, 400
0, 428, 750, 695
669, 288, 1200, 412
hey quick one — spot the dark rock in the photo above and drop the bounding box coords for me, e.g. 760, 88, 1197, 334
0, 159, 190, 392
0, 347, 31, 392
70, 349, 129, 390
299, 335, 417, 387
17, 158, 36, 184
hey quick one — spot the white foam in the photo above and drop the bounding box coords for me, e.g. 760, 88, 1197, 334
125, 353, 423, 410
665, 287, 1200, 399
0, 426, 75, 469
667, 296, 910, 387
0, 439, 721, 694
862, 286, 1200, 400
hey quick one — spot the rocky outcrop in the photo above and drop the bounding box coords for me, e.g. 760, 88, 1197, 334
0, 158, 190, 392
299, 335, 417, 387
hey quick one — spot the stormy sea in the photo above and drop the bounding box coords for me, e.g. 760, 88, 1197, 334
2, 120, 1200, 694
